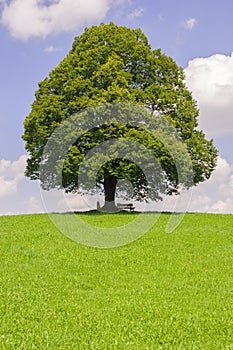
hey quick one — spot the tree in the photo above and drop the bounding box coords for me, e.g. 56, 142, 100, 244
22, 23, 218, 211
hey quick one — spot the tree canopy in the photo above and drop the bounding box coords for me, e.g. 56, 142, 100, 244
22, 22, 218, 211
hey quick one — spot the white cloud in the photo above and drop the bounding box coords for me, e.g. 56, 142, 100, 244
44, 45, 60, 53
25, 196, 43, 213
0, 0, 125, 40
0, 155, 27, 198
185, 52, 233, 137
184, 18, 197, 29
211, 198, 233, 213
157, 13, 163, 21
0, 155, 46, 215
188, 156, 233, 214
40, 188, 99, 213
128, 7, 144, 20
145, 156, 233, 215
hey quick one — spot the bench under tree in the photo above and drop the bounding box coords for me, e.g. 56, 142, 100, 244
117, 203, 135, 212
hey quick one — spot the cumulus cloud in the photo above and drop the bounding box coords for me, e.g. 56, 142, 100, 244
128, 7, 144, 20
157, 13, 163, 21
44, 45, 61, 53
25, 196, 43, 213
40, 188, 99, 213
0, 155, 46, 215
185, 52, 233, 137
142, 156, 233, 215
184, 18, 197, 29
0, 0, 124, 40
0, 155, 27, 198
188, 156, 233, 214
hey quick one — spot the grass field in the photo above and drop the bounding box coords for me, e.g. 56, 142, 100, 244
0, 212, 232, 349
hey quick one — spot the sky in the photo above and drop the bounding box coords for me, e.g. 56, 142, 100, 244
0, 0, 233, 215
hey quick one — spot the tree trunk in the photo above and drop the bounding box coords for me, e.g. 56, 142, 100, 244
101, 174, 118, 212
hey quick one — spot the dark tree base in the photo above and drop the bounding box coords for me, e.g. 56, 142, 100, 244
99, 201, 119, 213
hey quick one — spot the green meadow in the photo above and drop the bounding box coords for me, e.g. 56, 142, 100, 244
0, 212, 232, 349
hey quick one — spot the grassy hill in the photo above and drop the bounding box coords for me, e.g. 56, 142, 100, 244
0, 212, 232, 349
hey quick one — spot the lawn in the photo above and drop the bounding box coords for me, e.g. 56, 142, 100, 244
0, 212, 232, 349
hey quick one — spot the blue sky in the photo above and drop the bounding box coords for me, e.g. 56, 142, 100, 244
0, 0, 233, 215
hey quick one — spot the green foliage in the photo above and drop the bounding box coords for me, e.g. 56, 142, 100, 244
22, 22, 218, 202
0, 213, 232, 349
